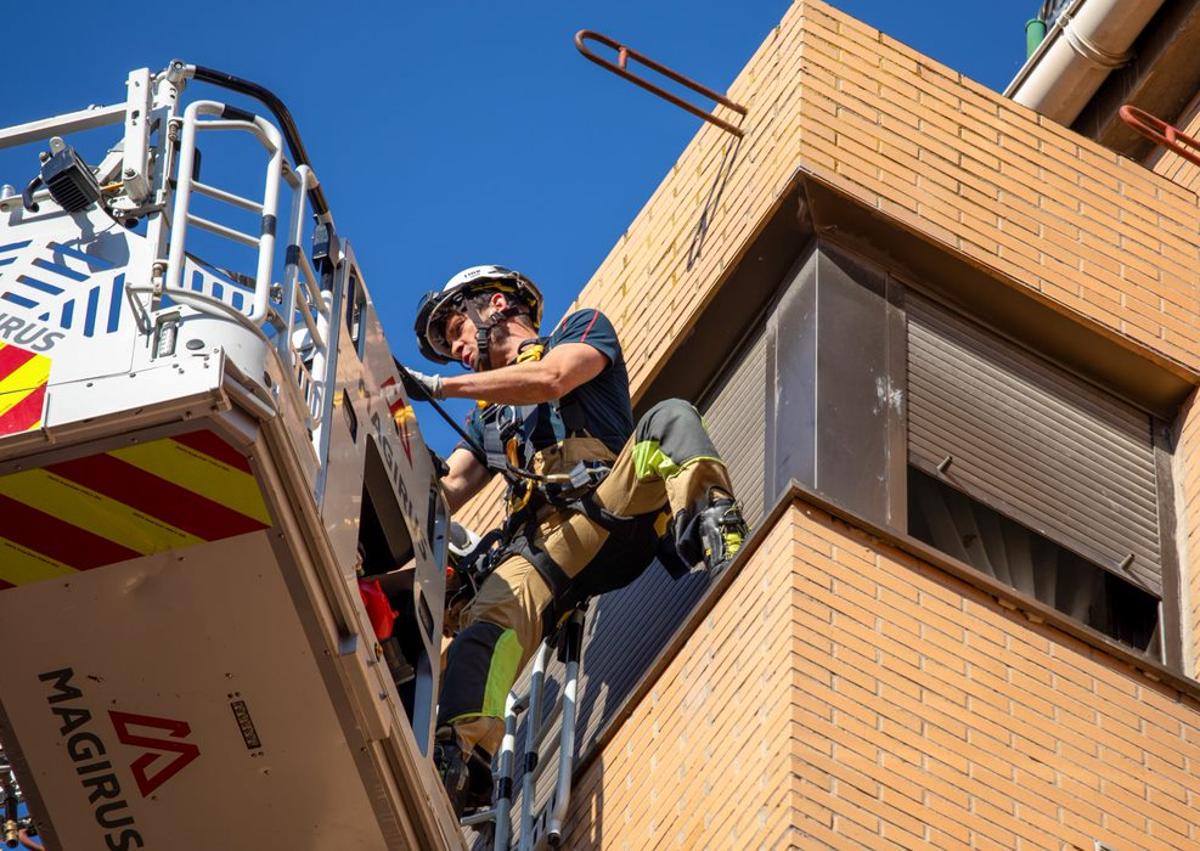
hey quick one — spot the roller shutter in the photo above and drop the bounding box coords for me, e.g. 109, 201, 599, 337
906, 293, 1162, 596
699, 322, 768, 526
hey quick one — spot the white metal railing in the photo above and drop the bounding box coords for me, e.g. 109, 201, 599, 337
160, 99, 340, 473
165, 100, 282, 324
279, 164, 333, 430
0, 72, 343, 480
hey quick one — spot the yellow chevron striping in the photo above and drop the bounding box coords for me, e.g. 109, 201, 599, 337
0, 537, 76, 586
109, 440, 271, 525
0, 361, 49, 417
0, 469, 202, 555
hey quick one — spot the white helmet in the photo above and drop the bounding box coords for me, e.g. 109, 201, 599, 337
414, 265, 544, 368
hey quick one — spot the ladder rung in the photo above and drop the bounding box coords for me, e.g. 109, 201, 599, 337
188, 213, 260, 248
191, 179, 263, 213
459, 809, 497, 828
532, 700, 564, 748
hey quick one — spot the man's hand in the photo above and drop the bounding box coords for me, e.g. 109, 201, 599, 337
400, 366, 445, 401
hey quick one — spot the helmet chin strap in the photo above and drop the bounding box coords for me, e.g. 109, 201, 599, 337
464, 303, 524, 372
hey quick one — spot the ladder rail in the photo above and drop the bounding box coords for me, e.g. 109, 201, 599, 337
517, 642, 553, 851
467, 605, 587, 851
546, 611, 585, 845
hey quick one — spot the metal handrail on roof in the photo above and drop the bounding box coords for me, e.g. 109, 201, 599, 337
575, 29, 747, 138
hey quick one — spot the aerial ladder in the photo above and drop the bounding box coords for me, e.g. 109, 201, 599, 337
0, 61, 467, 850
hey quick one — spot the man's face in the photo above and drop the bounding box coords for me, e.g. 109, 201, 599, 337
443, 292, 516, 370
444, 311, 480, 370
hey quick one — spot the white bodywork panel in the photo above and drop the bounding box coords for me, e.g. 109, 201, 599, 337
0, 63, 461, 850
0, 533, 393, 850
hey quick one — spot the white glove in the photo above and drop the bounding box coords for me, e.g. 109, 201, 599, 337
401, 367, 445, 401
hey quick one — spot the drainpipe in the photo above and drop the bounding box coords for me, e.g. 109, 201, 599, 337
1005, 0, 1167, 125
1026, 18, 1048, 59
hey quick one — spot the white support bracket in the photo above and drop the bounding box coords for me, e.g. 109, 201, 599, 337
121, 68, 153, 202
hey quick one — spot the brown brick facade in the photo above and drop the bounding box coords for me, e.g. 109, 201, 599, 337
562, 501, 1200, 849
453, 2, 1200, 844
562, 517, 798, 850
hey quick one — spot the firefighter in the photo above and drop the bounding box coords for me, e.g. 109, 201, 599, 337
403, 264, 748, 815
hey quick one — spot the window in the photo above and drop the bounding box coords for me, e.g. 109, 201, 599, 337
904, 291, 1167, 657
345, 269, 367, 361
908, 467, 1161, 653
699, 240, 1178, 663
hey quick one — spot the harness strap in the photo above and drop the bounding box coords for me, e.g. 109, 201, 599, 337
503, 533, 581, 636
467, 304, 526, 373
562, 492, 641, 538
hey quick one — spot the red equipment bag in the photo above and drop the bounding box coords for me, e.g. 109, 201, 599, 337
357, 578, 398, 640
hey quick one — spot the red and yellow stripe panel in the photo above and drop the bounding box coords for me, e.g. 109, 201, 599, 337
380, 377, 415, 462
0, 342, 50, 437
0, 429, 271, 590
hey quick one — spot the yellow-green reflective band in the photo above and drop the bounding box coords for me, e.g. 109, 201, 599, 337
482, 628, 523, 718
633, 440, 726, 483
445, 711, 485, 725
632, 440, 678, 482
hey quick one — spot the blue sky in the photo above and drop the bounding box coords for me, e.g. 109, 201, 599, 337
2, 1, 1038, 455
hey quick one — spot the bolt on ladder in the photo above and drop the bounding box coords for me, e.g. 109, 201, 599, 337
462, 605, 587, 850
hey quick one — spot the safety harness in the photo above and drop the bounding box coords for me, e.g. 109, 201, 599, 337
455, 341, 671, 626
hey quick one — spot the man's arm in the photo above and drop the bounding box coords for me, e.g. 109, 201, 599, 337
441, 446, 494, 513
439, 342, 607, 405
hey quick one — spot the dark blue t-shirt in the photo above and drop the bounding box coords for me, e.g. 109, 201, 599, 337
458, 309, 633, 467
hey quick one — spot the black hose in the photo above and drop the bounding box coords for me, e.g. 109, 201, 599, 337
188, 64, 331, 218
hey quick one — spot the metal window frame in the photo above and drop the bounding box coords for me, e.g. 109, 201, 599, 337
1154, 423, 1185, 672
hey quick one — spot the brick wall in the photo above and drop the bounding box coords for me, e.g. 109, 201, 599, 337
786, 500, 1200, 850
793, 3, 1199, 370
555, 498, 1200, 849
559, 510, 797, 850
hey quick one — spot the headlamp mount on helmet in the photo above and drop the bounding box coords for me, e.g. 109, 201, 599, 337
413, 265, 544, 371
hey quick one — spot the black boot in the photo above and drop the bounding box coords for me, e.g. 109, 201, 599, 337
433, 729, 472, 817
697, 497, 748, 573
433, 729, 495, 818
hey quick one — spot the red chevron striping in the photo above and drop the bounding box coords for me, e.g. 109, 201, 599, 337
382, 377, 405, 416
0, 493, 141, 569
0, 383, 45, 436
47, 454, 268, 542
170, 429, 252, 473
0, 343, 35, 380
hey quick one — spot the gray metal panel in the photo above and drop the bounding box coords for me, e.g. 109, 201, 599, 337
813, 247, 892, 527
767, 251, 818, 504
906, 293, 1162, 595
